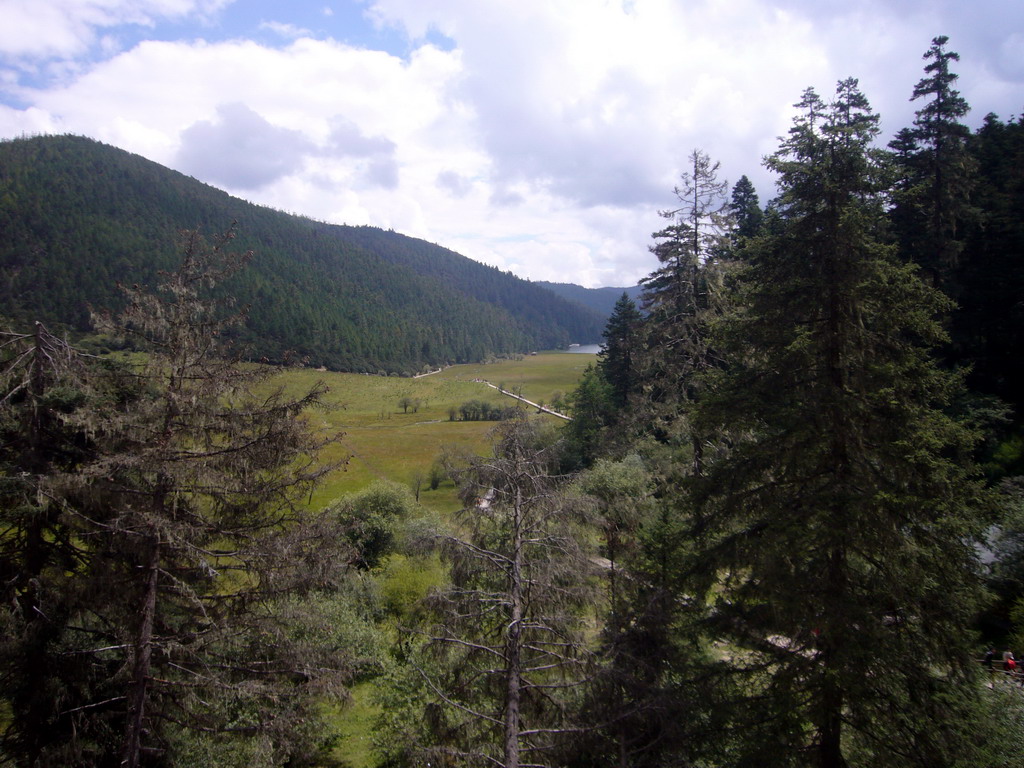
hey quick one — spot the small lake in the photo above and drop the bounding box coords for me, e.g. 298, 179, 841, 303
564, 344, 602, 354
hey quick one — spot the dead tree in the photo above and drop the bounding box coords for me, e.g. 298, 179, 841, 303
419, 417, 595, 768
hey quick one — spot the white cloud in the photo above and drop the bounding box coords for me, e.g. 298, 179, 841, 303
176, 102, 314, 189
366, 0, 1022, 209
366, 0, 830, 208
328, 116, 394, 157
0, 104, 60, 137
436, 169, 472, 197
259, 21, 314, 40
0, 0, 231, 60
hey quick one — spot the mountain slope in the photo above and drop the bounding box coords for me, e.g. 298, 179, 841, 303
0, 135, 605, 373
535, 281, 643, 319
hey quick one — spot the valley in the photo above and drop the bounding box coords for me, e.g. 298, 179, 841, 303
274, 351, 597, 513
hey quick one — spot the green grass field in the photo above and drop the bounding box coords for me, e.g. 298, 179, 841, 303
270, 351, 597, 513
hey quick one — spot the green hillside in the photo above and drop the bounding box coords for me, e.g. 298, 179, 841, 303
0, 134, 605, 373
536, 280, 643, 317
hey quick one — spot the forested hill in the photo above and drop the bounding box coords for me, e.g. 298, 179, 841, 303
536, 281, 643, 318
0, 134, 606, 373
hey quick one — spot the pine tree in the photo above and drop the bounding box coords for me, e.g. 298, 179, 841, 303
597, 292, 643, 409
563, 456, 730, 768
642, 149, 731, 330
729, 174, 764, 242
955, 113, 1024, 418
0, 323, 106, 763
691, 79, 988, 767
890, 35, 975, 294
1, 229, 349, 766
562, 364, 615, 469
414, 417, 594, 768
637, 149, 731, 467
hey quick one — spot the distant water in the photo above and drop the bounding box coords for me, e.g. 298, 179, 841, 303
565, 344, 602, 354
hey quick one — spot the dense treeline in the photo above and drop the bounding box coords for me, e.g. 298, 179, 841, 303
954, 114, 1024, 430
0, 135, 605, 374
547, 36, 1024, 767
337, 229, 608, 349
345, 36, 1024, 768
452, 398, 522, 422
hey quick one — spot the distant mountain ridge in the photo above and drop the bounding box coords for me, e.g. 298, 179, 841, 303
0, 135, 605, 373
536, 281, 643, 319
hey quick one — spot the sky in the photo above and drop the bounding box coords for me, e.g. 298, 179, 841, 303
1, 1, 1021, 288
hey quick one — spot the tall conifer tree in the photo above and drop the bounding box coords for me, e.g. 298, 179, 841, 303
0, 324, 104, 763
955, 113, 1024, 415
637, 149, 731, 460
890, 35, 975, 295
729, 175, 764, 242
1, 229, 349, 766
412, 417, 593, 768
691, 79, 987, 767
598, 293, 643, 409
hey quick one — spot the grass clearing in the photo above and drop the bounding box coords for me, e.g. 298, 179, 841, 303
327, 681, 380, 768
437, 352, 597, 407
269, 351, 596, 512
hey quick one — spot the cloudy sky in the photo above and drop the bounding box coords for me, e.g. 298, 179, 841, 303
1, 0, 1021, 288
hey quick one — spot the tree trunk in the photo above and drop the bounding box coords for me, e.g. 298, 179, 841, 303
24, 323, 48, 580
818, 538, 848, 768
504, 483, 524, 768
819, 678, 845, 768
121, 531, 159, 768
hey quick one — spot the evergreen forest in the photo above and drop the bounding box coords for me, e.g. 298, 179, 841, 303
2, 35, 1024, 768
0, 135, 606, 374
535, 281, 644, 318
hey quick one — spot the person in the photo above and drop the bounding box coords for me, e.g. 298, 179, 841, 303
984, 646, 996, 680
1003, 648, 1015, 671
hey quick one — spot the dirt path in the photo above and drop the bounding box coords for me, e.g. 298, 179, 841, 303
475, 380, 572, 421
413, 367, 446, 378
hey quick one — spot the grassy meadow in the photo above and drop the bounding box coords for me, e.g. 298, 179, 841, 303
272, 351, 597, 513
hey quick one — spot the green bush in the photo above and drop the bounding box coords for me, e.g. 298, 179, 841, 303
379, 553, 446, 618
331, 480, 417, 569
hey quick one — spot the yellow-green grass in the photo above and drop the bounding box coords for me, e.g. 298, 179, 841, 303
435, 351, 597, 406
326, 681, 380, 768
268, 351, 596, 512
